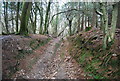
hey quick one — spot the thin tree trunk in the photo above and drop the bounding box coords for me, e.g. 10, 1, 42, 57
55, 4, 59, 36
34, 12, 37, 34
4, 2, 9, 34
35, 2, 43, 34
85, 16, 87, 28
96, 15, 98, 28
30, 13, 34, 33
77, 2, 81, 33
81, 12, 84, 31
33, 4, 37, 34
40, 12, 43, 34
92, 6, 97, 28
100, 2, 109, 49
88, 16, 90, 27
16, 2, 20, 33
46, 13, 50, 34
116, 2, 120, 29
69, 20, 72, 36
55, 15, 58, 35
11, 9, 14, 33
100, 14, 104, 30
110, 3, 118, 40
77, 17, 80, 32
44, 1, 51, 34
40, 2, 43, 34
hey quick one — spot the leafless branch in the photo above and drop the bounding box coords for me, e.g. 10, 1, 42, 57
50, 9, 79, 23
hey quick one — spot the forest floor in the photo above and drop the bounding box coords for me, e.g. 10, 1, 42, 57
2, 28, 120, 79
2, 34, 90, 79
13, 37, 91, 79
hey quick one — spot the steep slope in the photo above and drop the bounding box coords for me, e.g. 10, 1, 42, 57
2, 34, 50, 79
67, 28, 120, 79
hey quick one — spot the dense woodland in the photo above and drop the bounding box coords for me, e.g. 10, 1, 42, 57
1, 0, 120, 79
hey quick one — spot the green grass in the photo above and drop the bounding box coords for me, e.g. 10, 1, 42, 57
68, 29, 119, 79
85, 27, 92, 32
79, 49, 108, 79
27, 38, 51, 69
15, 49, 33, 60
75, 48, 119, 79
68, 36, 117, 79
7, 63, 19, 78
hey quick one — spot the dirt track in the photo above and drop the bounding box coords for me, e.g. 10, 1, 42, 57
13, 37, 87, 79
3, 29, 120, 79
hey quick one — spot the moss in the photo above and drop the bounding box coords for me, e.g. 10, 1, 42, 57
68, 34, 119, 79
109, 59, 119, 68
7, 63, 19, 78
83, 58, 105, 79
85, 27, 92, 32
77, 49, 104, 79
14, 49, 33, 60
30, 38, 51, 50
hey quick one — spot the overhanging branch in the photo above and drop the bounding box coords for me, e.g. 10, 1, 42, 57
50, 9, 79, 23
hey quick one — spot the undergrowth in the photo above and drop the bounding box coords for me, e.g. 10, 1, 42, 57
68, 32, 119, 79
15, 50, 33, 59
30, 38, 51, 50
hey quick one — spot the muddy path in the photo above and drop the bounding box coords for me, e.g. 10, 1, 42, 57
15, 37, 88, 79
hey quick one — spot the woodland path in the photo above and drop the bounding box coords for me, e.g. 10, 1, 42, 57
21, 37, 86, 79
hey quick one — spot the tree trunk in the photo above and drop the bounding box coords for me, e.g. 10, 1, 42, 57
84, 15, 87, 28
100, 2, 109, 49
46, 13, 50, 34
55, 15, 58, 35
30, 12, 34, 33
77, 17, 80, 33
40, 12, 43, 34
19, 2, 32, 35
11, 9, 14, 33
44, 1, 51, 34
110, 3, 118, 40
96, 14, 98, 28
81, 12, 84, 31
40, 2, 43, 34
77, 2, 81, 33
35, 2, 43, 34
116, 2, 120, 29
92, 6, 97, 28
100, 14, 104, 30
4, 2, 9, 34
34, 12, 37, 34
88, 16, 90, 27
16, 2, 20, 33
69, 20, 72, 36
54, 4, 59, 36
33, 4, 37, 34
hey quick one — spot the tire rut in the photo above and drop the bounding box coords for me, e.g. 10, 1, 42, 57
23, 37, 62, 79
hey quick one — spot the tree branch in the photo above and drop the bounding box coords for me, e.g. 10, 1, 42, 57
50, 9, 79, 23
58, 26, 67, 37
95, 10, 103, 15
